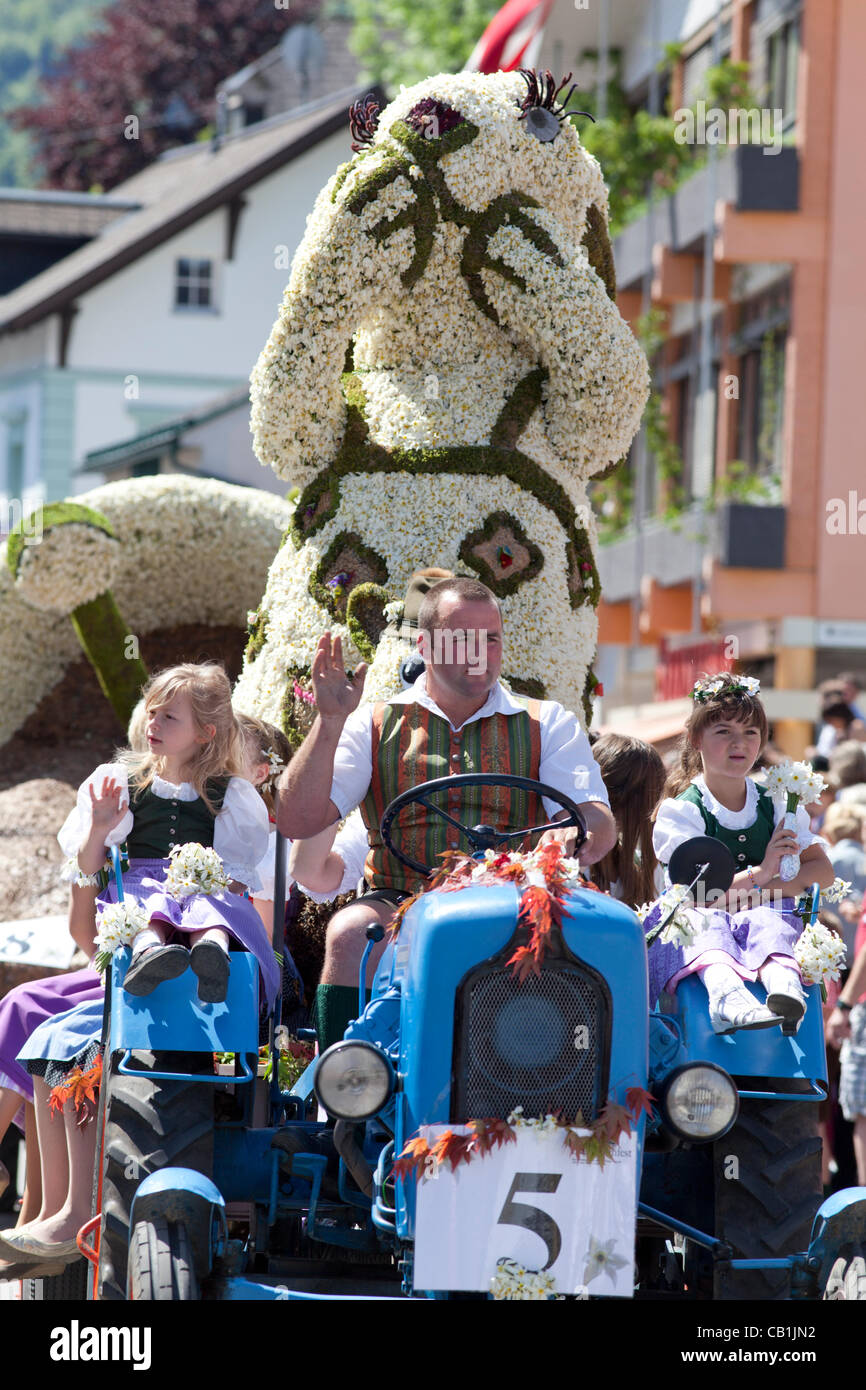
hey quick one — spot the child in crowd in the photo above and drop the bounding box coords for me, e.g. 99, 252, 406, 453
1, 668, 278, 1263
0, 701, 149, 1257
645, 673, 835, 1035
589, 733, 665, 907
61, 663, 277, 1006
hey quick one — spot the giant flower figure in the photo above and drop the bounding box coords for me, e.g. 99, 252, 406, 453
235, 70, 649, 735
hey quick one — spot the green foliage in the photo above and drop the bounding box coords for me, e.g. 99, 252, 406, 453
577, 58, 762, 236
0, 0, 109, 185
708, 459, 781, 508
348, 0, 500, 87
591, 307, 684, 538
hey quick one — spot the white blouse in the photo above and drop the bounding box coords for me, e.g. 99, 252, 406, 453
653, 775, 827, 867
254, 810, 369, 905
58, 761, 270, 892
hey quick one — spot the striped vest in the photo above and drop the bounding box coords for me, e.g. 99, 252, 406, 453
361, 699, 543, 893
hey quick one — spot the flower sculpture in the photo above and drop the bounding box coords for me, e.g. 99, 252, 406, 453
235, 70, 649, 735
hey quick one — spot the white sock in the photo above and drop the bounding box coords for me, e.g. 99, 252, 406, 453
760, 960, 806, 1001
131, 927, 163, 956
700, 963, 750, 1005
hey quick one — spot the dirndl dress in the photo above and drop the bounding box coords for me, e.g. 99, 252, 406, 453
645, 775, 825, 1009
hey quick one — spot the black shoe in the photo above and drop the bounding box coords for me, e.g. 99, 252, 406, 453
190, 940, 230, 1003
122, 944, 189, 996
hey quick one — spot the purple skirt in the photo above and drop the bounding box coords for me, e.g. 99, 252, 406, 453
0, 965, 103, 1111
101, 859, 279, 1008
646, 899, 803, 1009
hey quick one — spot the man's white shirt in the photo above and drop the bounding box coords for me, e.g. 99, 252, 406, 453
329, 674, 609, 820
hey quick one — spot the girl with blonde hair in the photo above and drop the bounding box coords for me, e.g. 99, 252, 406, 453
49, 663, 275, 1004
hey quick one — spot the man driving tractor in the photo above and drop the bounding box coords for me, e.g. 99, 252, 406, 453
278, 575, 616, 1052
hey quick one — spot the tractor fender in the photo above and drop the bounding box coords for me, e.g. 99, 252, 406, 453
129, 1167, 226, 1279
807, 1185, 866, 1286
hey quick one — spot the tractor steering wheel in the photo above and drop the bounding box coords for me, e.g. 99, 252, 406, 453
379, 772, 588, 877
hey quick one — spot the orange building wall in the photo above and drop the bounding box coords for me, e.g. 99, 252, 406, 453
814, 0, 866, 620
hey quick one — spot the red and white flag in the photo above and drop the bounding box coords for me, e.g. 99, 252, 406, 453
464, 0, 555, 73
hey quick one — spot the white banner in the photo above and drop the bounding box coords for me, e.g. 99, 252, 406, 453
413, 1125, 637, 1296
0, 916, 77, 970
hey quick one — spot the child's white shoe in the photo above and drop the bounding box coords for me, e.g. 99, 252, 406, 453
709, 989, 783, 1035
760, 962, 807, 1034
701, 963, 784, 1035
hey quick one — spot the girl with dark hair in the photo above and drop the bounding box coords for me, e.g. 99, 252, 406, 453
644, 674, 835, 1035
590, 734, 665, 907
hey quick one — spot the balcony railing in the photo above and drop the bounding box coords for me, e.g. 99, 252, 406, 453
656, 634, 735, 701
613, 145, 800, 291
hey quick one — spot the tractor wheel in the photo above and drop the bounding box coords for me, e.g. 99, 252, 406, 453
21, 1259, 89, 1301
822, 1244, 866, 1300
712, 1098, 822, 1300
128, 1217, 198, 1301
96, 1051, 213, 1302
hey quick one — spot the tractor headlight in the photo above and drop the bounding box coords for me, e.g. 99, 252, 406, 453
659, 1064, 739, 1142
314, 1041, 395, 1121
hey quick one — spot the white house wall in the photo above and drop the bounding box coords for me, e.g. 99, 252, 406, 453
184, 405, 288, 496
8, 126, 352, 499
68, 128, 350, 381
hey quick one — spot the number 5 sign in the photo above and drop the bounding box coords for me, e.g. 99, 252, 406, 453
412, 1125, 637, 1296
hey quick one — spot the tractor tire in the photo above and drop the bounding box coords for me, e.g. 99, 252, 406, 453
128, 1217, 198, 1301
96, 1051, 213, 1302
822, 1244, 866, 1300
21, 1259, 89, 1301
712, 1098, 822, 1300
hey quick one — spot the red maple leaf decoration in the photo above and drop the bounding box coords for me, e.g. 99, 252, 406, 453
626, 1086, 656, 1122
49, 1054, 103, 1126
392, 1134, 431, 1180
597, 1102, 633, 1146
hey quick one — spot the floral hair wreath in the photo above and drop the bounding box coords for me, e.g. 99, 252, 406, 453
691, 674, 761, 704
265, 746, 285, 779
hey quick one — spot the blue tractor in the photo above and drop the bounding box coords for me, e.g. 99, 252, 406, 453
66, 774, 866, 1301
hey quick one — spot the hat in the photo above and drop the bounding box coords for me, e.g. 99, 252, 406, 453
401, 567, 455, 627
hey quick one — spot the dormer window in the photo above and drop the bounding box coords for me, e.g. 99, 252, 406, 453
174, 258, 214, 310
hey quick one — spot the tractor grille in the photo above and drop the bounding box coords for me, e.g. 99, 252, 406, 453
452, 960, 610, 1122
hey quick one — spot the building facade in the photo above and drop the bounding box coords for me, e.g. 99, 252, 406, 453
541, 0, 866, 752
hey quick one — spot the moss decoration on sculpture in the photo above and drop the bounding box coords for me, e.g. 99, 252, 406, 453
235, 70, 649, 741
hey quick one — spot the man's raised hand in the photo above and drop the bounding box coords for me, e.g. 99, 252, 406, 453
311, 633, 368, 725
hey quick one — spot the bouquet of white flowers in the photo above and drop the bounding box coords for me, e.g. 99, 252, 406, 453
490, 1256, 558, 1301
163, 843, 230, 902
821, 876, 853, 905
763, 760, 826, 882
794, 922, 846, 1000
93, 900, 151, 973
637, 884, 698, 948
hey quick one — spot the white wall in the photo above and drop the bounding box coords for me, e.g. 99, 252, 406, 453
67, 128, 350, 382
185, 405, 288, 497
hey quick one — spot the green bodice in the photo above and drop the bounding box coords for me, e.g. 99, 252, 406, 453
678, 781, 776, 871
126, 777, 230, 860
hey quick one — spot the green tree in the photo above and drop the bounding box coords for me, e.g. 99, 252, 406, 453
349, 0, 500, 88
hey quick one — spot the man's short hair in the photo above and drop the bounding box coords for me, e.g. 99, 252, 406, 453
417, 576, 500, 634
